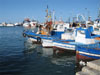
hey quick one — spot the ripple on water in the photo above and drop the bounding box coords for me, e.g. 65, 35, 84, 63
0, 27, 75, 75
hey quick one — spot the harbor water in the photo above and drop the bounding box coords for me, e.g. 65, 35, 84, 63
0, 27, 75, 75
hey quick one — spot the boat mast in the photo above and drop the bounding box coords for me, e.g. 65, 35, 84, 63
52, 10, 55, 24
45, 5, 49, 22
68, 17, 70, 23
49, 11, 52, 21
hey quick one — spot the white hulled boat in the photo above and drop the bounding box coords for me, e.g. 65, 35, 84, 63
41, 23, 70, 48
53, 28, 76, 51
6, 23, 14, 26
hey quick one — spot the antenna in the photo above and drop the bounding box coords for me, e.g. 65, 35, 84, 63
52, 10, 55, 24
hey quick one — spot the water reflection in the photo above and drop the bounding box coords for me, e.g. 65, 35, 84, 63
36, 45, 75, 67
51, 56, 75, 66
24, 38, 38, 49
23, 38, 38, 54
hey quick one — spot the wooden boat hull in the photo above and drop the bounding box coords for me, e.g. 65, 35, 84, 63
76, 45, 100, 62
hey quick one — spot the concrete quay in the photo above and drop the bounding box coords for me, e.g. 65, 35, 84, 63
76, 59, 100, 75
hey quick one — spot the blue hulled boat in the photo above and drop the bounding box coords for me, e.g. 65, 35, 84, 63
23, 29, 47, 44
53, 28, 76, 51
75, 27, 100, 62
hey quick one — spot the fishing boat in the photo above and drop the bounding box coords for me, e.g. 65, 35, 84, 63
76, 8, 100, 62
75, 27, 100, 62
53, 28, 76, 51
23, 18, 31, 28
41, 23, 69, 47
23, 6, 53, 44
23, 29, 47, 44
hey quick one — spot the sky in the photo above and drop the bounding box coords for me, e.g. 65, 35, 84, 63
0, 0, 100, 23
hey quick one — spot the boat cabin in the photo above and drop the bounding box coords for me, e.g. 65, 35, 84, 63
75, 27, 95, 44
